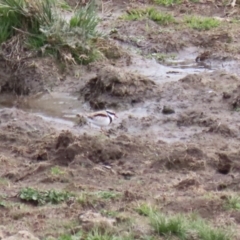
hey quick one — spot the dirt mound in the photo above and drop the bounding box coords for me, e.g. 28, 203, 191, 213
80, 65, 156, 109
114, 19, 186, 54
0, 108, 52, 142
216, 151, 240, 174
0, 56, 61, 95
174, 178, 200, 190
166, 197, 224, 219
193, 31, 233, 48
222, 85, 240, 110
151, 144, 206, 171
0, 108, 147, 168
177, 110, 215, 127
180, 71, 240, 93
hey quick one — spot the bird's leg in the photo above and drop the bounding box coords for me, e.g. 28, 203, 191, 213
100, 127, 108, 135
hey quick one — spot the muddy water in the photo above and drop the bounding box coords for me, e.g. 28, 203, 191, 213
0, 93, 79, 128
0, 48, 239, 138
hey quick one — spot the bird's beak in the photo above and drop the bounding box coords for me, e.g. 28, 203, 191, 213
115, 115, 118, 118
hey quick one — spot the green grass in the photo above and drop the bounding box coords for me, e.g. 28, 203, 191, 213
58, 231, 82, 240
94, 191, 121, 200
57, 0, 72, 11
149, 211, 233, 240
19, 187, 73, 205
50, 166, 65, 176
224, 195, 240, 210
100, 209, 119, 218
86, 229, 114, 240
189, 215, 232, 240
154, 0, 181, 6
184, 15, 220, 30
57, 229, 135, 240
0, 0, 101, 64
135, 203, 157, 216
77, 190, 121, 207
0, 200, 7, 208
150, 213, 188, 239
0, 177, 9, 186
122, 7, 175, 25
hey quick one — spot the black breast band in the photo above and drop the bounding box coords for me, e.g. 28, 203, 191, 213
108, 115, 112, 124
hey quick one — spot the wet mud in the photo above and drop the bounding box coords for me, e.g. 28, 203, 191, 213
1, 0, 240, 238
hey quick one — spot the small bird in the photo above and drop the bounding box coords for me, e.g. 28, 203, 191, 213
85, 109, 118, 132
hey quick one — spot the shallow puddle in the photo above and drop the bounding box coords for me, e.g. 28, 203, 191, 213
0, 93, 81, 129
0, 47, 239, 141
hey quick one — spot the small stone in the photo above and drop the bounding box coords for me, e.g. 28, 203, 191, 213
222, 92, 231, 99
162, 106, 175, 114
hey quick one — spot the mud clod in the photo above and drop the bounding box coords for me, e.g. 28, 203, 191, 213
88, 141, 124, 164
222, 92, 231, 99
207, 123, 236, 137
54, 143, 79, 165
56, 131, 74, 149
35, 150, 48, 161
152, 144, 206, 171
175, 178, 200, 190
177, 110, 214, 127
0, 57, 60, 95
162, 106, 175, 115
80, 65, 156, 109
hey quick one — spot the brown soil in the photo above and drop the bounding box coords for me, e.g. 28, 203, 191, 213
1, 0, 240, 239
80, 65, 156, 109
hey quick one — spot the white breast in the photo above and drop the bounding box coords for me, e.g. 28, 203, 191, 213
87, 115, 111, 127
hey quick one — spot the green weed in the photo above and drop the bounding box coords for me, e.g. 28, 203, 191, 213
0, 0, 101, 64
0, 177, 9, 186
58, 229, 111, 240
154, 0, 181, 6
94, 191, 121, 200
122, 7, 175, 25
149, 211, 233, 240
0, 200, 7, 208
57, 0, 72, 11
100, 209, 119, 218
184, 15, 220, 30
150, 213, 188, 239
77, 191, 97, 207
136, 203, 157, 216
86, 229, 113, 240
140, 237, 155, 240
189, 215, 232, 240
224, 195, 240, 210
77, 190, 121, 207
58, 231, 82, 240
19, 187, 73, 205
86, 229, 134, 240
51, 166, 65, 176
